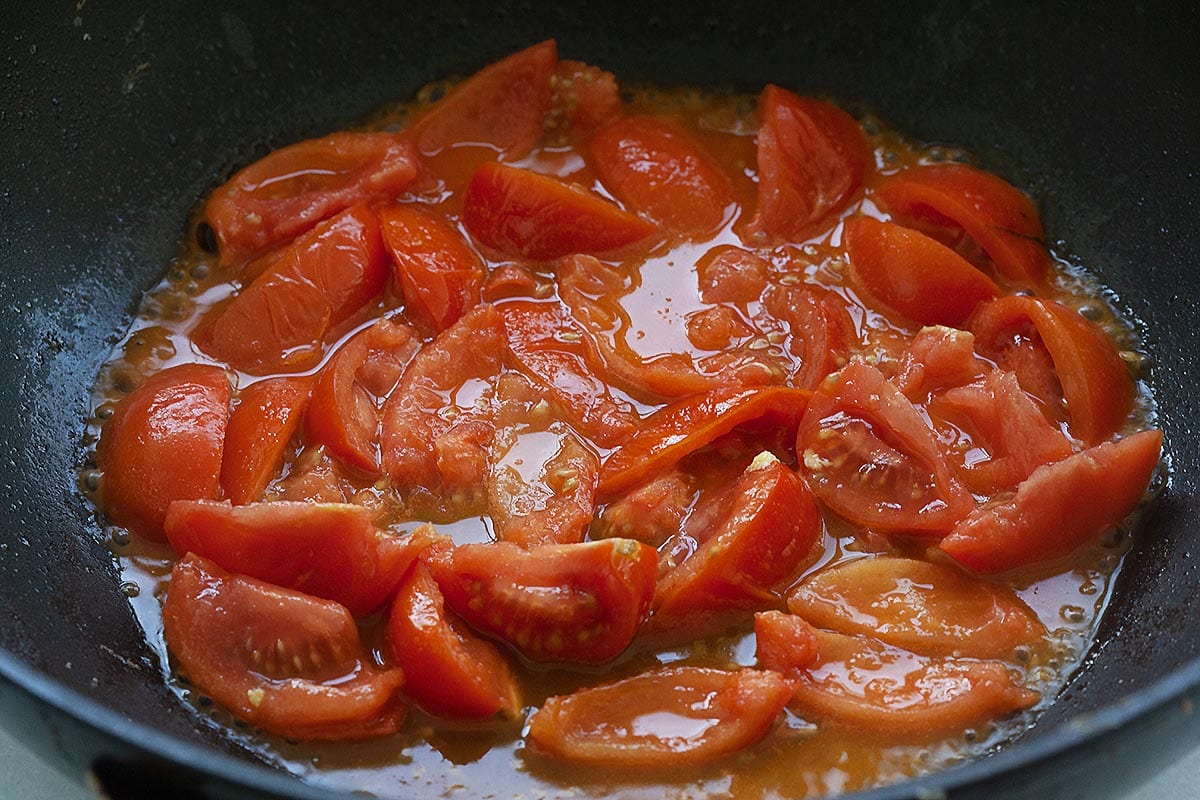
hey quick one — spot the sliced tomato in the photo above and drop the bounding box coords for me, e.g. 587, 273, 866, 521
203, 132, 419, 267
785, 627, 1039, 737
378, 203, 485, 334
796, 362, 974, 536
306, 318, 420, 475
844, 216, 999, 327
380, 304, 505, 519
462, 162, 657, 260
754, 610, 820, 674
589, 115, 734, 236
96, 364, 230, 542
200, 205, 390, 375
546, 58, 622, 140
757, 283, 858, 390
695, 246, 770, 304
526, 666, 791, 768
408, 39, 558, 159
594, 469, 696, 547
874, 162, 1051, 284
388, 562, 521, 720
221, 375, 313, 505
163, 500, 437, 615
598, 385, 811, 500
941, 429, 1162, 574
162, 554, 406, 741
930, 369, 1074, 494
893, 325, 987, 401
425, 538, 657, 664
969, 295, 1135, 445
748, 85, 869, 242
787, 556, 1045, 659
649, 454, 821, 639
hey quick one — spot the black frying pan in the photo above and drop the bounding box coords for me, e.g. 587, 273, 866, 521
2, 2, 1199, 798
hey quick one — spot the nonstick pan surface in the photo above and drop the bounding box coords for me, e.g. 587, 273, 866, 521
2, 2, 1199, 798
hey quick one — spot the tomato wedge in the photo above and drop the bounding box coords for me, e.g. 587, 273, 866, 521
749, 85, 869, 242
695, 246, 770, 304
462, 162, 657, 260
650, 453, 821, 638
893, 325, 987, 401
306, 318, 420, 475
200, 205, 390, 375
162, 554, 406, 741
796, 362, 974, 536
204, 132, 419, 267
844, 215, 999, 327
378, 203, 485, 334
874, 162, 1051, 284
594, 469, 696, 547
941, 429, 1162, 574
164, 500, 437, 615
96, 363, 230, 542
425, 538, 657, 664
756, 283, 858, 390
969, 295, 1135, 445
221, 375, 313, 505
546, 58, 622, 140
388, 562, 521, 720
589, 115, 734, 236
408, 39, 558, 159
787, 556, 1046, 659
599, 385, 811, 500
526, 666, 791, 768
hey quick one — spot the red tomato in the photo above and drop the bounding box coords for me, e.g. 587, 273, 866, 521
96, 363, 231, 542
526, 667, 792, 768
754, 610, 820, 674
204, 132, 419, 267
599, 385, 811, 500
162, 554, 406, 741
874, 162, 1051, 284
164, 500, 437, 615
930, 369, 1074, 494
757, 283, 858, 390
200, 206, 390, 375
787, 556, 1046, 659
408, 39, 558, 159
387, 563, 521, 720
425, 538, 658, 664
695, 246, 770, 304
941, 429, 1162, 574
220, 375, 312, 505
892, 325, 987, 401
650, 454, 821, 639
969, 295, 1135, 445
594, 469, 696, 547
378, 204, 485, 334
589, 115, 734, 236
306, 318, 420, 475
462, 162, 657, 260
785, 627, 1039, 737
796, 362, 974, 536
547, 58, 622, 140
844, 216, 1000, 327
749, 85, 870, 242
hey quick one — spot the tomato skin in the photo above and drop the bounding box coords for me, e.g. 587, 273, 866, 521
796, 362, 974, 536
787, 556, 1045, 659
844, 216, 999, 327
599, 385, 811, 500
388, 562, 521, 720
650, 454, 822, 638
874, 162, 1050, 284
204, 132, 419, 267
527, 666, 791, 768
969, 295, 1135, 445
162, 554, 406, 741
96, 363, 231, 542
589, 115, 734, 236
408, 39, 558, 159
749, 85, 869, 242
462, 162, 657, 261
425, 538, 657, 664
164, 499, 437, 615
306, 318, 420, 475
221, 376, 312, 505
941, 429, 1162, 574
378, 204, 485, 334
201, 205, 390, 375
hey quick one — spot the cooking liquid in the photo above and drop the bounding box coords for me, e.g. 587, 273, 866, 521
81, 83, 1156, 799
